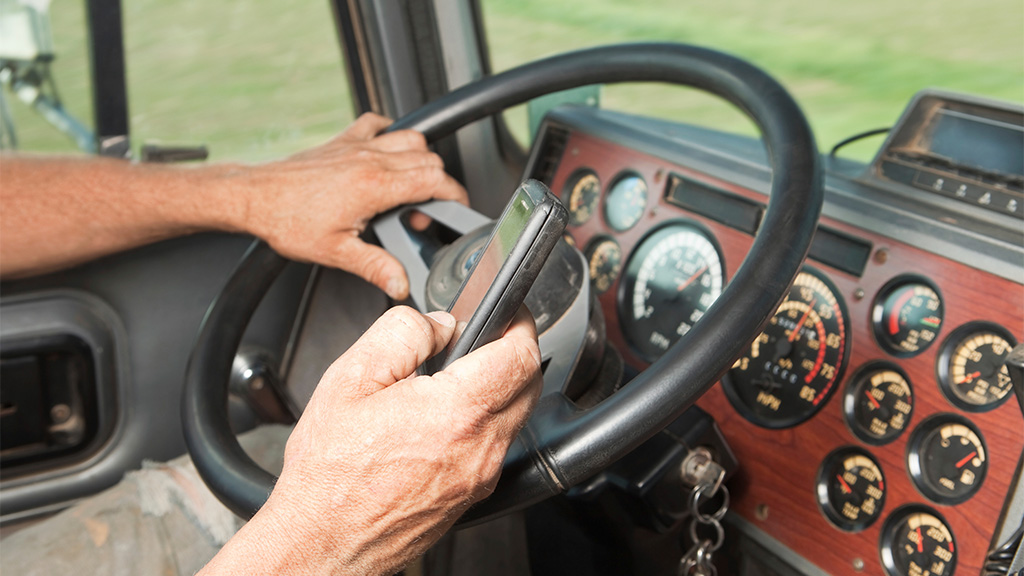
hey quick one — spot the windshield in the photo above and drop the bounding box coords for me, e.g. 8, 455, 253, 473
481, 0, 1024, 161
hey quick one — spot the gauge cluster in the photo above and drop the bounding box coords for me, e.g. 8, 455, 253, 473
538, 115, 1023, 575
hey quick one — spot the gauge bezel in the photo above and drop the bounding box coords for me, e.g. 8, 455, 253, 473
583, 235, 623, 295
879, 504, 957, 576
935, 320, 1018, 412
843, 361, 914, 446
721, 265, 851, 429
815, 446, 886, 533
906, 413, 988, 505
870, 275, 944, 358
603, 170, 648, 232
562, 168, 601, 226
616, 220, 726, 364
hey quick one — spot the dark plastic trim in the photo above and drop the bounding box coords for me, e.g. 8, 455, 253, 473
85, 0, 130, 157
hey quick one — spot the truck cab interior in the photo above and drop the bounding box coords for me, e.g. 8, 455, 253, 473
1, 1, 1022, 575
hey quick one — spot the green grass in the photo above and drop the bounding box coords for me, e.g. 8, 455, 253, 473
6, 0, 353, 162
483, 0, 1024, 159
5, 0, 1022, 163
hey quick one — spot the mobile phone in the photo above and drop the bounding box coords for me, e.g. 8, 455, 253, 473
425, 179, 568, 373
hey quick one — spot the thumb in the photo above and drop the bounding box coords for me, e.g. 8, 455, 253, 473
322, 306, 456, 399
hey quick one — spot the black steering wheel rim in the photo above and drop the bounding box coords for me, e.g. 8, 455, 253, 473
183, 42, 822, 523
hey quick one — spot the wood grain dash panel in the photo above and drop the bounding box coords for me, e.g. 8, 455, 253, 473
552, 130, 1024, 575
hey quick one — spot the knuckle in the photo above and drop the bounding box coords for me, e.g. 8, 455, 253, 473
424, 152, 445, 168
500, 337, 542, 387
414, 165, 445, 189
358, 111, 387, 124
388, 306, 433, 339
381, 306, 433, 350
360, 253, 395, 285
352, 148, 378, 163
397, 130, 428, 150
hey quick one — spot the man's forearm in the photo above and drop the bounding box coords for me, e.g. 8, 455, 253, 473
0, 155, 249, 279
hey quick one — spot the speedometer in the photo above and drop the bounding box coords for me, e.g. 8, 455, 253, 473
722, 267, 850, 428
618, 222, 725, 363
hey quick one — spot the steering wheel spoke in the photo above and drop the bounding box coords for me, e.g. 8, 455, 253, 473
373, 200, 491, 312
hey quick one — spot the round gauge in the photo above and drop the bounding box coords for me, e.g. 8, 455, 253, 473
563, 170, 601, 226
584, 237, 623, 294
816, 447, 886, 532
844, 362, 914, 445
618, 222, 725, 363
907, 414, 987, 505
879, 505, 956, 576
872, 277, 944, 357
722, 267, 850, 428
604, 173, 648, 231
936, 321, 1018, 412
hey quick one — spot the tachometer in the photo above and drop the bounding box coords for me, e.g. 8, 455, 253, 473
618, 222, 725, 363
722, 267, 850, 428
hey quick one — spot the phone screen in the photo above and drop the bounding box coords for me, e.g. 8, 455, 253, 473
426, 180, 566, 373
447, 187, 535, 343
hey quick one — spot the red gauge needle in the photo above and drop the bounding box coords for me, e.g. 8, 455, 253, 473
864, 390, 881, 409
788, 298, 817, 343
676, 265, 709, 292
957, 371, 981, 385
916, 527, 924, 553
836, 474, 853, 494
888, 290, 915, 335
956, 451, 977, 469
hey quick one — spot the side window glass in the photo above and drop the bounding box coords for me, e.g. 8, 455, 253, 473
1, 0, 94, 155
123, 1, 355, 163
1, 0, 355, 163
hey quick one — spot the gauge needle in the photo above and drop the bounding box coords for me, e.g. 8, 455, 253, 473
956, 451, 977, 469
864, 390, 881, 409
676, 265, 708, 292
957, 371, 981, 385
836, 474, 853, 494
916, 527, 924, 553
788, 298, 816, 343
889, 290, 915, 335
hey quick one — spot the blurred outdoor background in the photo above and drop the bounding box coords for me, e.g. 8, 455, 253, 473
4, 0, 1022, 163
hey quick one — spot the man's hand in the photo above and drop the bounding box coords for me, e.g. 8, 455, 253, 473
1, 113, 466, 288
244, 113, 467, 300
200, 305, 543, 576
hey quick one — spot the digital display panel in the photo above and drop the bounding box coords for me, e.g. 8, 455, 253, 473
925, 109, 1023, 177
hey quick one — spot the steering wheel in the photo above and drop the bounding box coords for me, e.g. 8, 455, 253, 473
183, 42, 822, 524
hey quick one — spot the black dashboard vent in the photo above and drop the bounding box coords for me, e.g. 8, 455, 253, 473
527, 124, 570, 186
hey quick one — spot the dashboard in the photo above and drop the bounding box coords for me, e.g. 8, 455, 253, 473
524, 96, 1024, 575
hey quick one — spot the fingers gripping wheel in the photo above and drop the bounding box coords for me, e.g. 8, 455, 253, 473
183, 43, 823, 522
